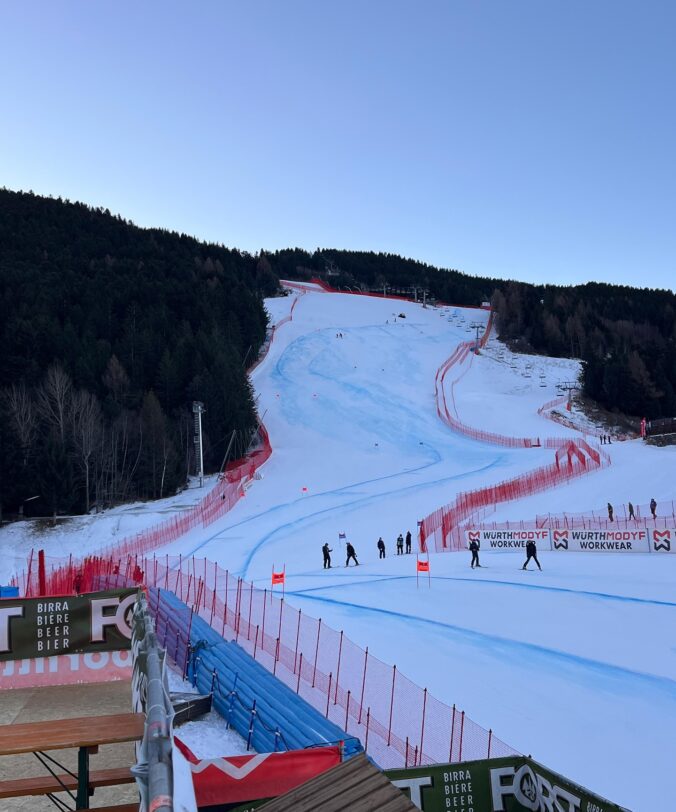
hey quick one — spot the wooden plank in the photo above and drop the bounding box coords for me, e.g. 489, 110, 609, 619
0, 713, 144, 756
88, 805, 138, 812
0, 766, 134, 798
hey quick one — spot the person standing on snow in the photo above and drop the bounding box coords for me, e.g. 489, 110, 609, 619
396, 534, 404, 555
346, 542, 359, 567
322, 543, 332, 569
377, 537, 386, 559
650, 498, 657, 519
469, 539, 481, 568
522, 540, 542, 571
628, 502, 635, 520
405, 531, 412, 554
607, 502, 614, 522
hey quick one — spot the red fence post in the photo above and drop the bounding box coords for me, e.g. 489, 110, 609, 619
37, 549, 46, 597
387, 665, 397, 746
294, 609, 302, 674
325, 674, 332, 718
419, 688, 427, 766
247, 581, 253, 641
358, 647, 369, 725
312, 619, 322, 688
333, 631, 343, 705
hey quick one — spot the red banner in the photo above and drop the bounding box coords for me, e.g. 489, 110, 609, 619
416, 559, 430, 572
174, 739, 341, 806
271, 571, 285, 585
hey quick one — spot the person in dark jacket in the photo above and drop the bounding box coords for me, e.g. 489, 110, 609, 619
628, 502, 635, 520
396, 533, 404, 555
322, 543, 332, 569
469, 539, 481, 568
607, 502, 614, 522
405, 530, 412, 554
522, 540, 542, 571
346, 542, 359, 566
377, 537, 386, 559
650, 498, 657, 519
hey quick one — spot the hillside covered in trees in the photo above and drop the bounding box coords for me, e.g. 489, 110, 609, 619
2, 190, 673, 519
0, 189, 274, 519
264, 249, 676, 421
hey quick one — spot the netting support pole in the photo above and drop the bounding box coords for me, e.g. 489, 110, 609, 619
312, 618, 322, 688
247, 581, 253, 641
365, 707, 371, 753
296, 653, 303, 694
358, 647, 369, 725
334, 631, 343, 705
449, 704, 456, 762
419, 688, 427, 766
459, 711, 465, 761
253, 625, 259, 660
293, 609, 302, 674
325, 673, 332, 718
387, 665, 397, 746
345, 690, 351, 732
487, 728, 492, 759
261, 589, 268, 645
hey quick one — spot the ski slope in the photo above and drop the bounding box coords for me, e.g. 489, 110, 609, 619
2, 288, 675, 810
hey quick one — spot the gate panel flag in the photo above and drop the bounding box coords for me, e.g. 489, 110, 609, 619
174, 739, 341, 806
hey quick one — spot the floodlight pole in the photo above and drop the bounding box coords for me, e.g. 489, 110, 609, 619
193, 401, 206, 487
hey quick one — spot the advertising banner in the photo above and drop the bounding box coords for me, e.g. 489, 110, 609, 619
550, 528, 650, 553
464, 529, 552, 551
0, 649, 132, 689
464, 527, 676, 554
174, 739, 341, 808
386, 755, 629, 812
0, 588, 138, 662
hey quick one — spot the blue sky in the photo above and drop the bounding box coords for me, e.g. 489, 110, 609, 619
1, 1, 674, 289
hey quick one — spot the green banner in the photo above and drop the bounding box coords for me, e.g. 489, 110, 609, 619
386, 756, 629, 812
0, 588, 138, 661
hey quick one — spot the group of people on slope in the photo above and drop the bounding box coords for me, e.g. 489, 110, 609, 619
607, 497, 657, 522
322, 530, 413, 568
469, 538, 542, 571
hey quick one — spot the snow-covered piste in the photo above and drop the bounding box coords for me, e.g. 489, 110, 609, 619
3, 286, 676, 810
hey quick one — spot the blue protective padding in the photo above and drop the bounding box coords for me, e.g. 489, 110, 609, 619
151, 588, 363, 759
0, 586, 20, 598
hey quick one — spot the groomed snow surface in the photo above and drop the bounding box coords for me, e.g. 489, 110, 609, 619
3, 289, 676, 811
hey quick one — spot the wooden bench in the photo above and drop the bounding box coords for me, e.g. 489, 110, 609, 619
88, 805, 139, 812
0, 712, 144, 809
0, 766, 134, 798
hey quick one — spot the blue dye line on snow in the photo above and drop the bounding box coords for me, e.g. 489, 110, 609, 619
282, 591, 676, 702
286, 574, 676, 609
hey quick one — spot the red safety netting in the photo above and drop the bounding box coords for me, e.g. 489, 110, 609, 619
419, 440, 610, 553
18, 553, 517, 770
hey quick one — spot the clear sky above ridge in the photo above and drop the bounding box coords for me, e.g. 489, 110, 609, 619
1, 1, 675, 290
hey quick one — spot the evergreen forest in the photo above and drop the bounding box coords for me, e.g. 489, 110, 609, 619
2, 191, 674, 520
0, 189, 274, 519
263, 249, 676, 422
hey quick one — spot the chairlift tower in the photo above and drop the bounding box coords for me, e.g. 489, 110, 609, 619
470, 322, 483, 353
192, 401, 206, 487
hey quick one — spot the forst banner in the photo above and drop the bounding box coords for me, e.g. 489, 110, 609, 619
464, 527, 676, 554
0, 588, 138, 661
386, 756, 629, 812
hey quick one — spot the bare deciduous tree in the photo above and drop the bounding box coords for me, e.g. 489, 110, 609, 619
37, 364, 72, 443
2, 383, 39, 466
70, 389, 102, 512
